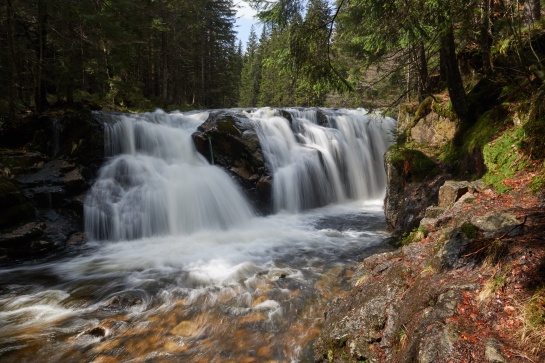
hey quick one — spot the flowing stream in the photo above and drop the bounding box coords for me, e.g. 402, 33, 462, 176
0, 108, 395, 362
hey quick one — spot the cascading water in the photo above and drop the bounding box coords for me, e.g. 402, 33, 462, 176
0, 108, 396, 363
247, 108, 395, 212
84, 110, 255, 240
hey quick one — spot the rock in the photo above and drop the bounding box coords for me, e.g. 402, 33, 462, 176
485, 339, 506, 363
433, 231, 475, 271
424, 206, 445, 219
0, 110, 105, 260
417, 323, 456, 363
472, 212, 522, 238
0, 222, 56, 257
384, 148, 448, 234
438, 180, 484, 208
172, 321, 199, 337
410, 111, 456, 147
192, 111, 272, 214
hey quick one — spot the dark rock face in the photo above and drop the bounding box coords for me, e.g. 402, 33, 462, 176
0, 110, 104, 260
192, 111, 272, 214
383, 148, 449, 235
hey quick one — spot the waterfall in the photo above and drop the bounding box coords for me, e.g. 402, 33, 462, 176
247, 108, 395, 213
85, 108, 395, 240
84, 110, 255, 241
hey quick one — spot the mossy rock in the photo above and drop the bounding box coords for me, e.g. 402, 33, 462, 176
389, 145, 438, 182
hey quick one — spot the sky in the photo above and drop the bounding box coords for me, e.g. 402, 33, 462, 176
234, 1, 260, 48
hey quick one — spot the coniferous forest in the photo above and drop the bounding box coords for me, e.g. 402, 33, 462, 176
1, 0, 544, 114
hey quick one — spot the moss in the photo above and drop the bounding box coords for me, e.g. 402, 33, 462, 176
402, 226, 428, 245
460, 222, 478, 239
482, 127, 528, 193
530, 163, 545, 192
389, 145, 437, 182
431, 100, 457, 120
441, 106, 508, 165
216, 116, 242, 136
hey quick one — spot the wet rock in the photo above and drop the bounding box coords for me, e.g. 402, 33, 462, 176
82, 326, 108, 338
172, 320, 200, 337
472, 212, 522, 238
192, 111, 272, 214
0, 176, 34, 229
0, 110, 105, 260
0, 219, 70, 257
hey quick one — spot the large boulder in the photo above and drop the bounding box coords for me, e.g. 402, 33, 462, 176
0, 110, 104, 260
383, 146, 448, 235
410, 112, 457, 147
192, 111, 272, 214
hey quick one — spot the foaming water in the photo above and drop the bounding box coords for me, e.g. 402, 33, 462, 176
247, 108, 395, 212
85, 110, 255, 240
0, 108, 395, 362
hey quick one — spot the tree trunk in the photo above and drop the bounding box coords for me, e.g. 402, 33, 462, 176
480, 0, 493, 76
6, 0, 16, 114
524, 0, 541, 26
440, 24, 468, 124
416, 42, 429, 101
34, 0, 49, 113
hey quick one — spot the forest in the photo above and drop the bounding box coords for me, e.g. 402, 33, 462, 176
1, 0, 544, 115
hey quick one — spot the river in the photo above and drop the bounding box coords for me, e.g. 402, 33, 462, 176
0, 108, 395, 362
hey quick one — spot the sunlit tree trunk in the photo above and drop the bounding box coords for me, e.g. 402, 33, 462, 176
524, 0, 541, 26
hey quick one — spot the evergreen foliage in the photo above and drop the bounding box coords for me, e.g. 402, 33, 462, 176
0, 0, 242, 113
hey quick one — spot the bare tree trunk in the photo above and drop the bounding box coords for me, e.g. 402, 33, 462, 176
417, 42, 429, 101
524, 0, 541, 26
480, 0, 493, 76
34, 0, 49, 113
440, 23, 469, 125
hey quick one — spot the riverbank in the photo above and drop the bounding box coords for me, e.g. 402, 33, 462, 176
314, 170, 545, 362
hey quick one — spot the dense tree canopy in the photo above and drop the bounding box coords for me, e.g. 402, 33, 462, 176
1, 0, 241, 114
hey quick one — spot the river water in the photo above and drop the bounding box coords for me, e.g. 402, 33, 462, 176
0, 108, 395, 362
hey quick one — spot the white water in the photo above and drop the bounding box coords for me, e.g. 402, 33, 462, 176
247, 108, 395, 212
85, 110, 255, 240
0, 108, 395, 362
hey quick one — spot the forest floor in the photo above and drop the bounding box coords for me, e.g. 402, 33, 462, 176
421, 171, 545, 362
315, 170, 545, 362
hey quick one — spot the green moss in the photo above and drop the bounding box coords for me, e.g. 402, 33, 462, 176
431, 100, 457, 120
402, 226, 428, 245
482, 127, 528, 193
389, 145, 437, 182
460, 222, 478, 239
216, 117, 242, 136
530, 164, 545, 192
441, 106, 508, 165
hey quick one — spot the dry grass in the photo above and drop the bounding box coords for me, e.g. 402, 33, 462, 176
518, 287, 545, 354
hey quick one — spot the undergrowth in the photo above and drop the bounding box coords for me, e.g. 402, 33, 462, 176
482, 127, 529, 193
519, 286, 545, 353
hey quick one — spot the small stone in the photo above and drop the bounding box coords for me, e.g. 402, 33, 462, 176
485, 339, 506, 363
172, 321, 199, 337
